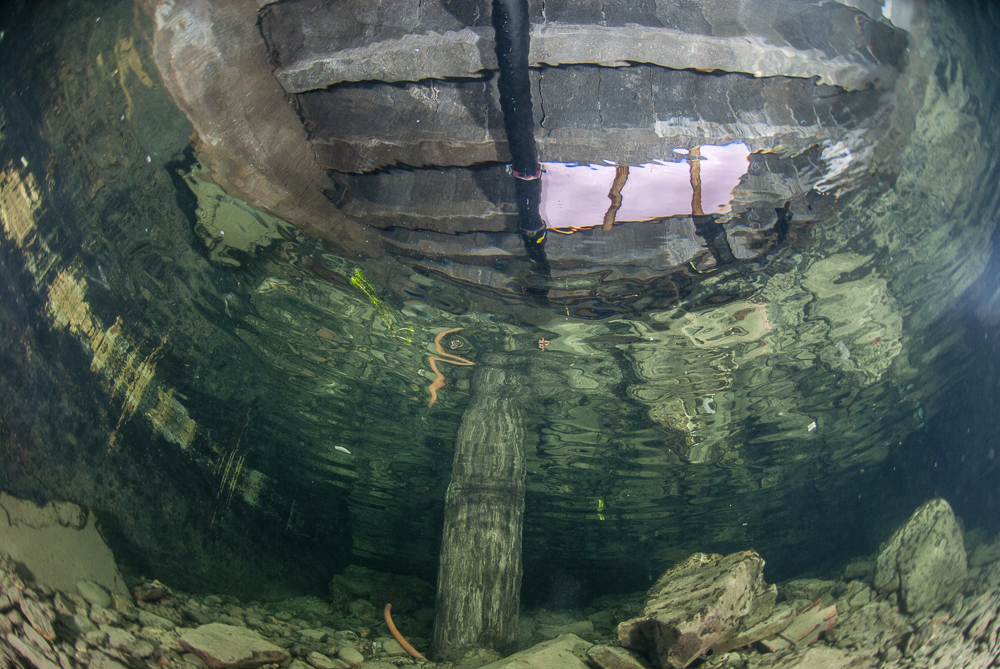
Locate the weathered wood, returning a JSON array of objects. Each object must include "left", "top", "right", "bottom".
[{"left": 433, "top": 356, "right": 527, "bottom": 660}]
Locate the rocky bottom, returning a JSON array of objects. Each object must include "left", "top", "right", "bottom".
[{"left": 2, "top": 498, "right": 1000, "bottom": 669}]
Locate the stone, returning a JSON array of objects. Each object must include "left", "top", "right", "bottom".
[
  {"left": 52, "top": 593, "right": 77, "bottom": 616},
  {"left": 843, "top": 558, "right": 874, "bottom": 581},
  {"left": 825, "top": 600, "right": 912, "bottom": 654},
  {"left": 336, "top": 646, "right": 365, "bottom": 667},
  {"left": 781, "top": 579, "right": 837, "bottom": 604},
  {"left": 84, "top": 629, "right": 109, "bottom": 647},
  {"left": 874, "top": 498, "right": 968, "bottom": 614},
  {"left": 305, "top": 650, "right": 340, "bottom": 669},
  {"left": 587, "top": 644, "right": 653, "bottom": 669},
  {"left": 380, "top": 638, "right": 408, "bottom": 657},
  {"left": 300, "top": 628, "right": 328, "bottom": 642},
  {"left": 0, "top": 495, "right": 126, "bottom": 597},
  {"left": 89, "top": 606, "right": 121, "bottom": 626},
  {"left": 77, "top": 581, "right": 112, "bottom": 609},
  {"left": 138, "top": 609, "right": 176, "bottom": 631},
  {"left": 765, "top": 645, "right": 861, "bottom": 668},
  {"left": 617, "top": 551, "right": 768, "bottom": 669},
  {"left": 6, "top": 632, "right": 60, "bottom": 669},
  {"left": 132, "top": 580, "right": 174, "bottom": 603},
  {"left": 711, "top": 600, "right": 795, "bottom": 654},
  {"left": 183, "top": 605, "right": 216, "bottom": 626},
  {"left": 478, "top": 633, "right": 594, "bottom": 669},
  {"left": 19, "top": 596, "right": 56, "bottom": 641},
  {"left": 88, "top": 650, "right": 129, "bottom": 669},
  {"left": 179, "top": 623, "right": 288, "bottom": 669},
  {"left": 102, "top": 625, "right": 155, "bottom": 658},
  {"left": 217, "top": 614, "right": 245, "bottom": 626},
  {"left": 835, "top": 581, "right": 874, "bottom": 616},
  {"left": 764, "top": 599, "right": 838, "bottom": 649},
  {"left": 535, "top": 619, "right": 594, "bottom": 641}
]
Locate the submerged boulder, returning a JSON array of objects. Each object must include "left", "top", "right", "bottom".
[
  {"left": 617, "top": 550, "right": 770, "bottom": 669},
  {"left": 874, "top": 498, "right": 967, "bottom": 615}
]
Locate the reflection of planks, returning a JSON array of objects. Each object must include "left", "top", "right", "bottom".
[{"left": 602, "top": 166, "right": 629, "bottom": 231}]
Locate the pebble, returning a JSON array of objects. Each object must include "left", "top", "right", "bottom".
[
  {"left": 306, "top": 650, "right": 341, "bottom": 669},
  {"left": 138, "top": 609, "right": 177, "bottom": 631},
  {"left": 301, "top": 628, "right": 329, "bottom": 642},
  {"left": 337, "top": 646, "right": 365, "bottom": 667},
  {"left": 89, "top": 606, "right": 121, "bottom": 626},
  {"left": 77, "top": 580, "right": 112, "bottom": 609}
]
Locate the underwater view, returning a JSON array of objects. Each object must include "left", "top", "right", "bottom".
[{"left": 2, "top": 0, "right": 1000, "bottom": 667}]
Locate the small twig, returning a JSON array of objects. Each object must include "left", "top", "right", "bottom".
[{"left": 384, "top": 603, "right": 426, "bottom": 661}]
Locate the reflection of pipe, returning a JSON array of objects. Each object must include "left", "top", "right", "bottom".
[
  {"left": 603, "top": 165, "right": 629, "bottom": 231},
  {"left": 492, "top": 0, "right": 548, "bottom": 271}
]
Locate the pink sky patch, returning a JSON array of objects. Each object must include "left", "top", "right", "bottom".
[{"left": 538, "top": 143, "right": 751, "bottom": 232}]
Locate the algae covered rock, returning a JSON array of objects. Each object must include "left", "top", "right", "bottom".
[
  {"left": 617, "top": 550, "right": 769, "bottom": 669},
  {"left": 874, "top": 498, "right": 967, "bottom": 614}
]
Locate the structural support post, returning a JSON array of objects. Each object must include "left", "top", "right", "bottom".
[{"left": 432, "top": 355, "right": 527, "bottom": 660}]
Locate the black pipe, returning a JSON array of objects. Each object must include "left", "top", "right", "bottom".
[{"left": 492, "top": 0, "right": 549, "bottom": 272}]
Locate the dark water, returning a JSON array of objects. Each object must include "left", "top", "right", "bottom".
[{"left": 1, "top": 0, "right": 1000, "bottom": 611}]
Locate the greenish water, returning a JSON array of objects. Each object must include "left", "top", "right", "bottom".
[{"left": 2, "top": 0, "right": 1000, "bottom": 607}]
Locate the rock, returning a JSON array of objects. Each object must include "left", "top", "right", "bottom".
[
  {"left": 843, "top": 558, "right": 874, "bottom": 581},
  {"left": 712, "top": 600, "right": 795, "bottom": 654},
  {"left": 52, "top": 592, "right": 77, "bottom": 616},
  {"left": 305, "top": 650, "right": 341, "bottom": 669},
  {"left": 765, "top": 645, "right": 862, "bottom": 668},
  {"left": 138, "top": 609, "right": 177, "bottom": 630},
  {"left": 478, "top": 633, "right": 593, "bottom": 669},
  {"left": 588, "top": 610, "right": 616, "bottom": 630},
  {"left": 336, "top": 646, "right": 365, "bottom": 667},
  {"left": 763, "top": 599, "right": 838, "bottom": 650},
  {"left": 78, "top": 581, "right": 112, "bottom": 609},
  {"left": 835, "top": 581, "right": 874, "bottom": 616},
  {"left": 825, "top": 600, "right": 912, "bottom": 654},
  {"left": 617, "top": 551, "right": 768, "bottom": 669},
  {"left": 19, "top": 596, "right": 56, "bottom": 641},
  {"left": 84, "top": 629, "right": 109, "bottom": 647},
  {"left": 300, "top": 628, "right": 328, "bottom": 643},
  {"left": 535, "top": 619, "right": 594, "bottom": 641},
  {"left": 780, "top": 579, "right": 837, "bottom": 604},
  {"left": 61, "top": 611, "right": 98, "bottom": 635},
  {"left": 102, "top": 624, "right": 155, "bottom": 657},
  {"left": 133, "top": 580, "right": 174, "bottom": 603},
  {"left": 89, "top": 649, "right": 129, "bottom": 669},
  {"left": 453, "top": 647, "right": 503, "bottom": 667},
  {"left": 874, "top": 498, "right": 968, "bottom": 614},
  {"left": 0, "top": 495, "right": 126, "bottom": 596},
  {"left": 381, "top": 638, "right": 409, "bottom": 657},
  {"left": 183, "top": 605, "right": 216, "bottom": 626},
  {"left": 89, "top": 606, "right": 121, "bottom": 626},
  {"left": 587, "top": 644, "right": 653, "bottom": 669},
  {"left": 179, "top": 623, "right": 288, "bottom": 669},
  {"left": 6, "top": 632, "right": 60, "bottom": 669}
]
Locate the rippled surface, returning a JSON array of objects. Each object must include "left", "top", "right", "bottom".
[{"left": 1, "top": 0, "right": 999, "bottom": 598}]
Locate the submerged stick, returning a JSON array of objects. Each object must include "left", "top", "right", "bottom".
[{"left": 384, "top": 603, "right": 426, "bottom": 661}]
